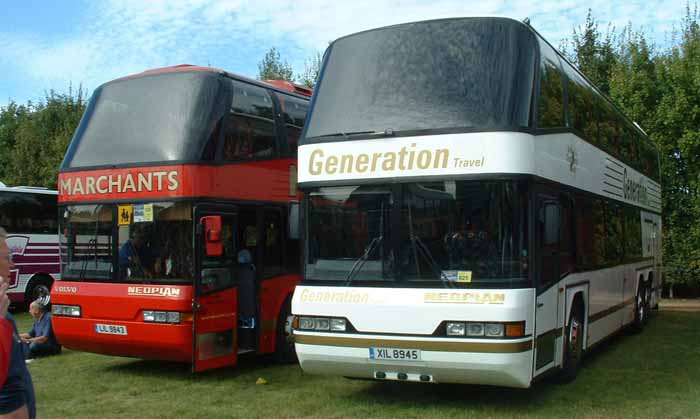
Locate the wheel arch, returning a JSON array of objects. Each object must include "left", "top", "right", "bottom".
[{"left": 564, "top": 285, "right": 588, "bottom": 350}]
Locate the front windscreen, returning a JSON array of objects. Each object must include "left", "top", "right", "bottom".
[
  {"left": 304, "top": 18, "right": 537, "bottom": 141},
  {"left": 305, "top": 180, "right": 529, "bottom": 288},
  {"left": 62, "top": 71, "right": 230, "bottom": 168},
  {"left": 60, "top": 202, "right": 193, "bottom": 284}
]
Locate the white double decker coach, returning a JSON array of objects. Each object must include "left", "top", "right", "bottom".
[{"left": 291, "top": 17, "right": 662, "bottom": 387}]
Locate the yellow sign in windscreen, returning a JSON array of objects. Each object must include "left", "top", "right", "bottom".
[{"left": 118, "top": 205, "right": 133, "bottom": 225}]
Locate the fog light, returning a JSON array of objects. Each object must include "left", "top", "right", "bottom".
[
  {"left": 446, "top": 322, "right": 466, "bottom": 336},
  {"left": 466, "top": 323, "right": 485, "bottom": 337},
  {"left": 330, "top": 318, "right": 346, "bottom": 332},
  {"left": 485, "top": 323, "right": 504, "bottom": 337}
]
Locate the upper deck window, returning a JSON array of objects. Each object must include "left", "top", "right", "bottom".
[
  {"left": 303, "top": 18, "right": 536, "bottom": 142},
  {"left": 62, "top": 72, "right": 231, "bottom": 169},
  {"left": 222, "top": 81, "right": 278, "bottom": 161},
  {"left": 275, "top": 92, "right": 309, "bottom": 157}
]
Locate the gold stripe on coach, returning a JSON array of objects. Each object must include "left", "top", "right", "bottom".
[{"left": 294, "top": 334, "right": 532, "bottom": 354}]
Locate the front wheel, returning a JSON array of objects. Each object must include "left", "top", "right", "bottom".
[
  {"left": 560, "top": 304, "right": 584, "bottom": 382},
  {"left": 25, "top": 275, "right": 52, "bottom": 307},
  {"left": 275, "top": 298, "right": 297, "bottom": 363}
]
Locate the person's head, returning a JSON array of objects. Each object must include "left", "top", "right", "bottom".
[
  {"left": 131, "top": 227, "right": 146, "bottom": 248},
  {"left": 29, "top": 300, "right": 48, "bottom": 320},
  {"left": 0, "top": 226, "right": 15, "bottom": 280}
]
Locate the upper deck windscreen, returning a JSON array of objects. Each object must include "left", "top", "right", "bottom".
[
  {"left": 303, "top": 18, "right": 537, "bottom": 142},
  {"left": 62, "top": 71, "right": 230, "bottom": 169}
]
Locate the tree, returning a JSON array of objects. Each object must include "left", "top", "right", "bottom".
[
  {"left": 297, "top": 52, "right": 323, "bottom": 88},
  {"left": 257, "top": 47, "right": 295, "bottom": 82},
  {"left": 0, "top": 102, "right": 30, "bottom": 182},
  {"left": 0, "top": 86, "right": 86, "bottom": 188},
  {"left": 569, "top": 9, "right": 618, "bottom": 94},
  {"left": 652, "top": 5, "right": 700, "bottom": 294}
]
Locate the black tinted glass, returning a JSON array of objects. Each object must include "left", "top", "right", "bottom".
[
  {"left": 222, "top": 81, "right": 277, "bottom": 160},
  {"left": 0, "top": 192, "right": 57, "bottom": 234},
  {"left": 276, "top": 93, "right": 309, "bottom": 156},
  {"left": 304, "top": 18, "right": 536, "bottom": 141},
  {"left": 63, "top": 72, "right": 231, "bottom": 168}
]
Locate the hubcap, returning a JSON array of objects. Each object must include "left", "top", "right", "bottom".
[
  {"left": 569, "top": 317, "right": 581, "bottom": 360},
  {"left": 284, "top": 315, "right": 295, "bottom": 344},
  {"left": 33, "top": 284, "right": 50, "bottom": 300}
]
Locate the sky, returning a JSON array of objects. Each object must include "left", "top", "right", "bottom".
[{"left": 0, "top": 0, "right": 691, "bottom": 106}]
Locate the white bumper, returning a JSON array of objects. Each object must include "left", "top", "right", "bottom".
[{"left": 295, "top": 332, "right": 533, "bottom": 388}]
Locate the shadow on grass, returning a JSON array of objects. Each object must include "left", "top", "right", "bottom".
[
  {"left": 353, "top": 380, "right": 555, "bottom": 408},
  {"left": 101, "top": 352, "right": 292, "bottom": 383},
  {"left": 343, "top": 324, "right": 653, "bottom": 409}
]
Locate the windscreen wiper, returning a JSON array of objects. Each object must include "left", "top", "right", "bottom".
[
  {"left": 406, "top": 203, "right": 452, "bottom": 288},
  {"left": 344, "top": 236, "right": 383, "bottom": 285},
  {"left": 412, "top": 236, "right": 453, "bottom": 288},
  {"left": 317, "top": 129, "right": 397, "bottom": 140}
]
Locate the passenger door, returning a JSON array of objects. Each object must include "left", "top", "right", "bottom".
[
  {"left": 192, "top": 208, "right": 238, "bottom": 372},
  {"left": 534, "top": 189, "right": 562, "bottom": 375}
]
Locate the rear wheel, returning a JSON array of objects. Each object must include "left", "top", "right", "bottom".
[
  {"left": 275, "top": 298, "right": 297, "bottom": 363},
  {"left": 644, "top": 285, "right": 653, "bottom": 324},
  {"left": 632, "top": 283, "right": 647, "bottom": 332},
  {"left": 560, "top": 302, "right": 584, "bottom": 382}
]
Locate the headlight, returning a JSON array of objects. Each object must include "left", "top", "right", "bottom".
[
  {"left": 444, "top": 321, "right": 525, "bottom": 338},
  {"left": 143, "top": 310, "right": 181, "bottom": 324},
  {"left": 485, "top": 323, "right": 505, "bottom": 337},
  {"left": 446, "top": 322, "right": 466, "bottom": 336},
  {"left": 155, "top": 311, "right": 167, "bottom": 323},
  {"left": 143, "top": 311, "right": 155, "bottom": 322},
  {"left": 166, "top": 312, "right": 180, "bottom": 324},
  {"left": 299, "top": 317, "right": 315, "bottom": 330},
  {"left": 296, "top": 316, "right": 349, "bottom": 332},
  {"left": 314, "top": 318, "right": 330, "bottom": 331},
  {"left": 466, "top": 323, "right": 485, "bottom": 337},
  {"left": 52, "top": 304, "right": 81, "bottom": 317}
]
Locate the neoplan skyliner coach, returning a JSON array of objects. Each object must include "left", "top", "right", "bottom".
[{"left": 291, "top": 17, "right": 662, "bottom": 387}]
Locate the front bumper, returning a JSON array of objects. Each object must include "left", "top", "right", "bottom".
[{"left": 294, "top": 332, "right": 534, "bottom": 388}]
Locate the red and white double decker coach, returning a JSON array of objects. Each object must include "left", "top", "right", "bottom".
[{"left": 51, "top": 65, "right": 311, "bottom": 371}]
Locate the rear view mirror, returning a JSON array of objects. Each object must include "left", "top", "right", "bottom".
[
  {"left": 201, "top": 216, "right": 223, "bottom": 257},
  {"left": 288, "top": 203, "right": 299, "bottom": 240}
]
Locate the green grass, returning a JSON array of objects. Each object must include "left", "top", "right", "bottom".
[{"left": 11, "top": 311, "right": 700, "bottom": 419}]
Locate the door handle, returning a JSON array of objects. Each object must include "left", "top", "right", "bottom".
[{"left": 537, "top": 302, "right": 544, "bottom": 308}]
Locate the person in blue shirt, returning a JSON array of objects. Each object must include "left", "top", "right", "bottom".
[
  {"left": 20, "top": 301, "right": 61, "bottom": 359},
  {"left": 119, "top": 228, "right": 158, "bottom": 279}
]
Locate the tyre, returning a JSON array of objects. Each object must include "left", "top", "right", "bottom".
[
  {"left": 644, "top": 285, "right": 653, "bottom": 324},
  {"left": 631, "top": 283, "right": 647, "bottom": 332},
  {"left": 560, "top": 301, "right": 584, "bottom": 382},
  {"left": 274, "top": 297, "right": 297, "bottom": 363}
]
